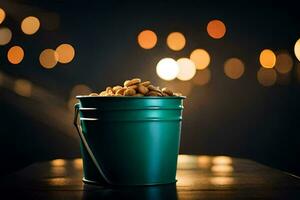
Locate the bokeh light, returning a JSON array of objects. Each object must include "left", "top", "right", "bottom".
[
  {"left": 192, "top": 68, "right": 211, "bottom": 86},
  {"left": 56, "top": 44, "right": 75, "bottom": 64},
  {"left": 137, "top": 30, "right": 157, "bottom": 49},
  {"left": 294, "top": 38, "right": 300, "bottom": 62},
  {"left": 259, "top": 49, "right": 276, "bottom": 68},
  {"left": 51, "top": 159, "right": 66, "bottom": 167},
  {"left": 21, "top": 16, "right": 40, "bottom": 35},
  {"left": 198, "top": 156, "right": 211, "bottom": 168},
  {"left": 212, "top": 156, "right": 232, "bottom": 165},
  {"left": 14, "top": 79, "right": 32, "bottom": 97},
  {"left": 190, "top": 49, "right": 210, "bottom": 70},
  {"left": 210, "top": 177, "right": 234, "bottom": 185},
  {"left": 207, "top": 19, "right": 226, "bottom": 39},
  {"left": 211, "top": 165, "right": 234, "bottom": 173},
  {"left": 167, "top": 32, "right": 186, "bottom": 51},
  {"left": 0, "top": 27, "right": 12, "bottom": 45},
  {"left": 73, "top": 158, "right": 82, "bottom": 170},
  {"left": 224, "top": 58, "right": 245, "bottom": 79},
  {"left": 0, "top": 8, "right": 5, "bottom": 24},
  {"left": 7, "top": 46, "right": 24, "bottom": 64},
  {"left": 156, "top": 58, "right": 179, "bottom": 80},
  {"left": 176, "top": 58, "right": 196, "bottom": 81},
  {"left": 257, "top": 68, "right": 277, "bottom": 87},
  {"left": 39, "top": 49, "right": 59, "bottom": 69},
  {"left": 275, "top": 52, "right": 293, "bottom": 74}
]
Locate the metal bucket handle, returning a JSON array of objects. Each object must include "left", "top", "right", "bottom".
[{"left": 73, "top": 103, "right": 112, "bottom": 185}]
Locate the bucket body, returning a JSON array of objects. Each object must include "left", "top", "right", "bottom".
[{"left": 75, "top": 96, "right": 185, "bottom": 186}]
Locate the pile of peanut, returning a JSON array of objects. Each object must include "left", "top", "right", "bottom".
[{"left": 88, "top": 78, "right": 181, "bottom": 97}]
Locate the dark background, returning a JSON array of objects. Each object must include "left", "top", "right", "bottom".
[{"left": 0, "top": 0, "right": 299, "bottom": 176}]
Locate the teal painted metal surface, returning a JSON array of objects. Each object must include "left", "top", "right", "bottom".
[{"left": 74, "top": 96, "right": 185, "bottom": 186}]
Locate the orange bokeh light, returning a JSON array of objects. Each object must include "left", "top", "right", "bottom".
[
  {"left": 259, "top": 49, "right": 276, "bottom": 68},
  {"left": 207, "top": 19, "right": 226, "bottom": 39},
  {"left": 0, "top": 27, "right": 12, "bottom": 46},
  {"left": 0, "top": 8, "right": 5, "bottom": 24},
  {"left": 56, "top": 43, "right": 75, "bottom": 64},
  {"left": 7, "top": 46, "right": 24, "bottom": 64},
  {"left": 275, "top": 52, "right": 293, "bottom": 74},
  {"left": 224, "top": 58, "right": 245, "bottom": 79},
  {"left": 21, "top": 16, "right": 40, "bottom": 35},
  {"left": 167, "top": 32, "right": 186, "bottom": 51},
  {"left": 39, "top": 49, "right": 59, "bottom": 69},
  {"left": 190, "top": 49, "right": 210, "bottom": 70},
  {"left": 137, "top": 30, "right": 157, "bottom": 49},
  {"left": 257, "top": 68, "right": 277, "bottom": 86}
]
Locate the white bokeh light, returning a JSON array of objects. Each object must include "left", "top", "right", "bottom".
[
  {"left": 156, "top": 58, "right": 179, "bottom": 81},
  {"left": 294, "top": 38, "right": 300, "bottom": 62},
  {"left": 176, "top": 58, "right": 196, "bottom": 81}
]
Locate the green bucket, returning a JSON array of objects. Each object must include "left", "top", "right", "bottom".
[{"left": 74, "top": 96, "right": 185, "bottom": 186}]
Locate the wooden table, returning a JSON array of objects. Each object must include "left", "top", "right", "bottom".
[{"left": 1, "top": 155, "right": 300, "bottom": 199}]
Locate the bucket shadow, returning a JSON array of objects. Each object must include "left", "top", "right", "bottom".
[{"left": 82, "top": 183, "right": 178, "bottom": 200}]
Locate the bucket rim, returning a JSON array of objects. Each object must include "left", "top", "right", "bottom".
[{"left": 76, "top": 95, "right": 186, "bottom": 99}]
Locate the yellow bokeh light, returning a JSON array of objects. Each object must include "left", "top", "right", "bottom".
[
  {"left": 275, "top": 52, "right": 293, "bottom": 74},
  {"left": 156, "top": 58, "right": 179, "bottom": 81},
  {"left": 167, "top": 32, "right": 186, "bottom": 51},
  {"left": 56, "top": 43, "right": 75, "bottom": 64},
  {"left": 190, "top": 49, "right": 210, "bottom": 70},
  {"left": 198, "top": 156, "right": 211, "bottom": 168},
  {"left": 210, "top": 177, "right": 234, "bottom": 185},
  {"left": 259, "top": 49, "right": 276, "bottom": 68},
  {"left": 14, "top": 79, "right": 32, "bottom": 97},
  {"left": 73, "top": 158, "right": 82, "bottom": 170},
  {"left": 176, "top": 58, "right": 196, "bottom": 81},
  {"left": 137, "top": 30, "right": 157, "bottom": 49},
  {"left": 212, "top": 156, "right": 232, "bottom": 165},
  {"left": 39, "top": 49, "right": 58, "bottom": 69},
  {"left": 207, "top": 19, "right": 226, "bottom": 39},
  {"left": 224, "top": 58, "right": 245, "bottom": 79},
  {"left": 211, "top": 165, "right": 234, "bottom": 173},
  {"left": 7, "top": 46, "right": 24, "bottom": 64},
  {"left": 51, "top": 159, "right": 66, "bottom": 167},
  {"left": 294, "top": 38, "right": 300, "bottom": 62},
  {"left": 0, "top": 8, "right": 5, "bottom": 24},
  {"left": 0, "top": 27, "right": 12, "bottom": 45},
  {"left": 257, "top": 68, "right": 277, "bottom": 87},
  {"left": 192, "top": 68, "right": 211, "bottom": 86},
  {"left": 178, "top": 155, "right": 197, "bottom": 164},
  {"left": 47, "top": 177, "right": 69, "bottom": 186},
  {"left": 21, "top": 16, "right": 40, "bottom": 35}
]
